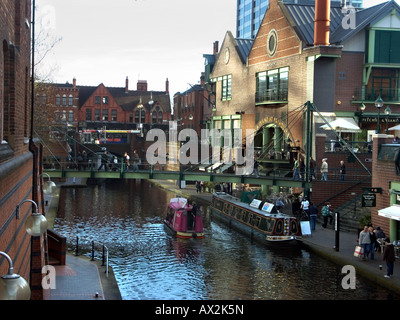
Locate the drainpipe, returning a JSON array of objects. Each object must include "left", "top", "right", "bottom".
[{"left": 29, "top": 0, "right": 38, "bottom": 204}]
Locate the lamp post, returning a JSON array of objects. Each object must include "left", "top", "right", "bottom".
[
  {"left": 375, "top": 96, "right": 384, "bottom": 133},
  {"left": 385, "top": 105, "right": 392, "bottom": 134},
  {"left": 137, "top": 97, "right": 144, "bottom": 137},
  {"left": 17, "top": 200, "right": 48, "bottom": 237},
  {"left": 0, "top": 252, "right": 31, "bottom": 300}
]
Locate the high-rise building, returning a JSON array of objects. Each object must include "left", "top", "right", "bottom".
[{"left": 236, "top": 0, "right": 363, "bottom": 39}]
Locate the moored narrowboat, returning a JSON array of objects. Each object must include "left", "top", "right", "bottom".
[
  {"left": 210, "top": 192, "right": 301, "bottom": 245},
  {"left": 164, "top": 198, "right": 204, "bottom": 239}
]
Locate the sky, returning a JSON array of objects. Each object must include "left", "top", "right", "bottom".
[
  {"left": 35, "top": 0, "right": 395, "bottom": 99},
  {"left": 34, "top": 0, "right": 236, "bottom": 96}
]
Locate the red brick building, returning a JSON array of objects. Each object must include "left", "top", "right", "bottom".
[
  {"left": 208, "top": 0, "right": 400, "bottom": 203},
  {"left": 37, "top": 77, "right": 171, "bottom": 163},
  {"left": 0, "top": 0, "right": 48, "bottom": 300}
]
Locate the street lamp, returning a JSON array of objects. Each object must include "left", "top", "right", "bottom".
[
  {"left": 137, "top": 97, "right": 144, "bottom": 137},
  {"left": 39, "top": 173, "right": 56, "bottom": 195},
  {"left": 17, "top": 200, "right": 48, "bottom": 236},
  {"left": 375, "top": 96, "right": 384, "bottom": 133},
  {"left": 0, "top": 251, "right": 31, "bottom": 300},
  {"left": 385, "top": 105, "right": 392, "bottom": 134}
]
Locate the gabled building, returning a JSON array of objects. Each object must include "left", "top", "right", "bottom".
[
  {"left": 209, "top": 0, "right": 400, "bottom": 223},
  {"left": 38, "top": 77, "right": 171, "bottom": 162},
  {"left": 211, "top": 0, "right": 400, "bottom": 161}
]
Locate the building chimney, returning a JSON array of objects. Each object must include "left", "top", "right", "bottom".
[
  {"left": 200, "top": 73, "right": 205, "bottom": 87},
  {"left": 73, "top": 78, "right": 76, "bottom": 88},
  {"left": 125, "top": 76, "right": 129, "bottom": 93},
  {"left": 314, "top": 0, "right": 331, "bottom": 46},
  {"left": 137, "top": 80, "right": 147, "bottom": 91},
  {"left": 165, "top": 78, "right": 169, "bottom": 93},
  {"left": 213, "top": 41, "right": 219, "bottom": 55}
]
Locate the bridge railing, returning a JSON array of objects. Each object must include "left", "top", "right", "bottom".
[{"left": 43, "top": 156, "right": 372, "bottom": 181}]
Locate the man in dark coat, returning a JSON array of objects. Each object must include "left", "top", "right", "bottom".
[{"left": 383, "top": 238, "right": 395, "bottom": 278}]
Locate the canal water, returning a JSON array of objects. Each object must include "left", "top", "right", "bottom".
[{"left": 54, "top": 179, "right": 398, "bottom": 300}]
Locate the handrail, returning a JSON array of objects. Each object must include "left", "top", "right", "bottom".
[{"left": 74, "top": 236, "right": 109, "bottom": 277}]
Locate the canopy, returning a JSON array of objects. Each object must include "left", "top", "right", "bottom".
[
  {"left": 388, "top": 124, "right": 400, "bottom": 131},
  {"left": 320, "top": 118, "right": 361, "bottom": 133},
  {"left": 378, "top": 205, "right": 400, "bottom": 221}
]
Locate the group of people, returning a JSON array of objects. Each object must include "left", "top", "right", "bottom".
[
  {"left": 96, "top": 150, "right": 140, "bottom": 172},
  {"left": 359, "top": 226, "right": 395, "bottom": 278},
  {"left": 292, "top": 157, "right": 346, "bottom": 181}
]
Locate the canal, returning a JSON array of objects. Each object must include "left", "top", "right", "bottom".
[{"left": 54, "top": 179, "right": 398, "bottom": 300}]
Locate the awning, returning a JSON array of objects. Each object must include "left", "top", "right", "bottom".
[
  {"left": 320, "top": 117, "right": 361, "bottom": 133},
  {"left": 378, "top": 205, "right": 400, "bottom": 221},
  {"left": 388, "top": 124, "right": 400, "bottom": 131}
]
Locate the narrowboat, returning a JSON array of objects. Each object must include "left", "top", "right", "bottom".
[
  {"left": 164, "top": 198, "right": 204, "bottom": 239},
  {"left": 210, "top": 192, "right": 302, "bottom": 245}
]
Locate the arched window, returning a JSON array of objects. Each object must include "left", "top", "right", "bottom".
[
  {"left": 152, "top": 106, "right": 162, "bottom": 124},
  {"left": 68, "top": 94, "right": 73, "bottom": 106},
  {"left": 56, "top": 94, "right": 60, "bottom": 106},
  {"left": 62, "top": 94, "right": 67, "bottom": 106},
  {"left": 135, "top": 108, "right": 145, "bottom": 124}
]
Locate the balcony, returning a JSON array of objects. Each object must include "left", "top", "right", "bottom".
[
  {"left": 353, "top": 87, "right": 399, "bottom": 103},
  {"left": 255, "top": 89, "right": 288, "bottom": 105}
]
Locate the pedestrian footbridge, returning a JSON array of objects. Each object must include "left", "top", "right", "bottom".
[{"left": 43, "top": 167, "right": 311, "bottom": 189}]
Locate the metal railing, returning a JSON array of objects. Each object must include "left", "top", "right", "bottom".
[{"left": 74, "top": 236, "right": 109, "bottom": 277}]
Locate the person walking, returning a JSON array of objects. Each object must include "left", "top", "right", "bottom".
[
  {"left": 368, "top": 226, "right": 377, "bottom": 259},
  {"left": 309, "top": 157, "right": 316, "bottom": 181},
  {"left": 339, "top": 160, "right": 346, "bottom": 181},
  {"left": 123, "top": 152, "right": 130, "bottom": 171},
  {"left": 299, "top": 157, "right": 305, "bottom": 180},
  {"left": 132, "top": 150, "right": 140, "bottom": 172},
  {"left": 383, "top": 238, "right": 395, "bottom": 278},
  {"left": 253, "top": 158, "right": 260, "bottom": 178},
  {"left": 321, "top": 202, "right": 331, "bottom": 228},
  {"left": 292, "top": 157, "right": 300, "bottom": 181},
  {"left": 300, "top": 197, "right": 310, "bottom": 219},
  {"left": 359, "top": 226, "right": 371, "bottom": 260},
  {"left": 320, "top": 158, "right": 328, "bottom": 181},
  {"left": 309, "top": 202, "right": 318, "bottom": 231},
  {"left": 98, "top": 151, "right": 108, "bottom": 171}
]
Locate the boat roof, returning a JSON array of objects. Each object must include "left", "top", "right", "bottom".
[
  {"left": 213, "top": 192, "right": 291, "bottom": 218},
  {"left": 168, "top": 198, "right": 191, "bottom": 210}
]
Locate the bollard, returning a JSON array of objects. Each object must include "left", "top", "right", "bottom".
[
  {"left": 75, "top": 236, "right": 79, "bottom": 256},
  {"left": 91, "top": 241, "right": 95, "bottom": 261}
]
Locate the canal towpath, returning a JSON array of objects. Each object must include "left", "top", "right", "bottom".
[{"left": 43, "top": 178, "right": 400, "bottom": 300}]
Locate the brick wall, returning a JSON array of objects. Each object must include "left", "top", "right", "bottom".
[
  {"left": 0, "top": 0, "right": 48, "bottom": 300},
  {"left": 371, "top": 134, "right": 396, "bottom": 237}
]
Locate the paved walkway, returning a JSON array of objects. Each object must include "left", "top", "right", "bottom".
[{"left": 45, "top": 179, "right": 400, "bottom": 299}]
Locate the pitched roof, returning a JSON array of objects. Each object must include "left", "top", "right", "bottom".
[
  {"left": 282, "top": 0, "right": 399, "bottom": 46},
  {"left": 330, "top": 1, "right": 399, "bottom": 44},
  {"left": 283, "top": 1, "right": 345, "bottom": 46},
  {"left": 53, "top": 82, "right": 171, "bottom": 112},
  {"left": 235, "top": 38, "right": 254, "bottom": 63}
]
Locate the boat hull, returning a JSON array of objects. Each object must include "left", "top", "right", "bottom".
[
  {"left": 210, "top": 193, "right": 301, "bottom": 246},
  {"left": 164, "top": 220, "right": 204, "bottom": 239}
]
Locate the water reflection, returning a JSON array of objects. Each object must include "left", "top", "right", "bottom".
[{"left": 54, "top": 179, "right": 398, "bottom": 300}]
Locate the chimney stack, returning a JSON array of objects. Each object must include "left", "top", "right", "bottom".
[
  {"left": 137, "top": 80, "right": 148, "bottom": 91},
  {"left": 165, "top": 78, "right": 169, "bottom": 93},
  {"left": 213, "top": 41, "right": 219, "bottom": 54},
  {"left": 314, "top": 0, "right": 331, "bottom": 46},
  {"left": 73, "top": 78, "right": 76, "bottom": 88},
  {"left": 125, "top": 76, "right": 129, "bottom": 93}
]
